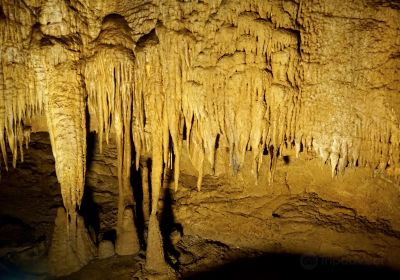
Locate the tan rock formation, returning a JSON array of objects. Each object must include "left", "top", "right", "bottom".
[
  {"left": 98, "top": 240, "right": 115, "bottom": 259},
  {"left": 0, "top": 0, "right": 399, "bottom": 277},
  {"left": 48, "top": 207, "right": 96, "bottom": 276}
]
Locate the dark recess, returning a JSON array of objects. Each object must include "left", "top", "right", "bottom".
[
  {"left": 0, "top": 6, "right": 5, "bottom": 20},
  {"left": 184, "top": 252, "right": 400, "bottom": 280}
]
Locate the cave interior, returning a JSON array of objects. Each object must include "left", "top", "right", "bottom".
[{"left": 0, "top": 0, "right": 399, "bottom": 279}]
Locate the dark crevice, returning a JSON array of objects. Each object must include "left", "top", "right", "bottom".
[
  {"left": 182, "top": 122, "right": 187, "bottom": 141},
  {"left": 183, "top": 252, "right": 400, "bottom": 280},
  {"left": 40, "top": 37, "right": 53, "bottom": 46},
  {"left": 293, "top": 29, "right": 302, "bottom": 55},
  {"left": 160, "top": 187, "right": 182, "bottom": 269},
  {"left": 205, "top": 239, "right": 230, "bottom": 249},
  {"left": 0, "top": 6, "right": 5, "bottom": 20},
  {"left": 283, "top": 155, "right": 290, "bottom": 164},
  {"left": 102, "top": 13, "right": 128, "bottom": 26},
  {"left": 131, "top": 157, "right": 146, "bottom": 249},
  {"left": 215, "top": 134, "right": 220, "bottom": 150},
  {"left": 136, "top": 28, "right": 159, "bottom": 49},
  {"left": 79, "top": 188, "right": 100, "bottom": 244},
  {"left": 102, "top": 229, "right": 116, "bottom": 244}
]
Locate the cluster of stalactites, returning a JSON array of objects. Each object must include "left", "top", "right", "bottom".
[
  {"left": 0, "top": 37, "right": 76, "bottom": 172},
  {"left": 1, "top": 0, "right": 398, "bottom": 191},
  {"left": 301, "top": 120, "right": 400, "bottom": 178},
  {"left": 0, "top": 0, "right": 38, "bottom": 169},
  {"left": 0, "top": 47, "right": 43, "bottom": 169},
  {"left": 85, "top": 47, "right": 136, "bottom": 153},
  {"left": 295, "top": 0, "right": 400, "bottom": 177},
  {"left": 0, "top": 0, "right": 77, "bottom": 171},
  {"left": 84, "top": 3, "right": 303, "bottom": 191},
  {"left": 128, "top": 24, "right": 301, "bottom": 190}
]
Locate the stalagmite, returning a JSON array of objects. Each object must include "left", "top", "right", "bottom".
[
  {"left": 98, "top": 240, "right": 115, "bottom": 259},
  {"left": 48, "top": 208, "right": 96, "bottom": 276}
]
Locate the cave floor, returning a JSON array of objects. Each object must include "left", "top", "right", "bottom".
[{"left": 49, "top": 238, "right": 400, "bottom": 280}]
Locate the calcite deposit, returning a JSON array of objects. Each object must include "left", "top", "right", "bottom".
[{"left": 0, "top": 0, "right": 399, "bottom": 278}]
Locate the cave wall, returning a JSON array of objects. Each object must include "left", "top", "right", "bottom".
[
  {"left": 174, "top": 144, "right": 400, "bottom": 271},
  {"left": 298, "top": 0, "right": 400, "bottom": 176}
]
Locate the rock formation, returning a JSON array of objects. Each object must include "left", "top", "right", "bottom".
[
  {"left": 48, "top": 207, "right": 96, "bottom": 276},
  {"left": 0, "top": 0, "right": 399, "bottom": 278}
]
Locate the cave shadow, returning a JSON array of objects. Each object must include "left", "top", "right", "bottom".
[
  {"left": 0, "top": 261, "right": 30, "bottom": 280},
  {"left": 0, "top": 215, "right": 34, "bottom": 247},
  {"left": 130, "top": 156, "right": 184, "bottom": 257},
  {"left": 79, "top": 187, "right": 100, "bottom": 244},
  {"left": 283, "top": 155, "right": 290, "bottom": 164},
  {"left": 86, "top": 132, "right": 96, "bottom": 171},
  {"left": 130, "top": 158, "right": 150, "bottom": 249},
  {"left": 82, "top": 119, "right": 101, "bottom": 241},
  {"left": 183, "top": 252, "right": 400, "bottom": 280},
  {"left": 160, "top": 186, "right": 183, "bottom": 269}
]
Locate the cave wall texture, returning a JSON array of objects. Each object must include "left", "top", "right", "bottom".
[{"left": 0, "top": 0, "right": 399, "bottom": 277}]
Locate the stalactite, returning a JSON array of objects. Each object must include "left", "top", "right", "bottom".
[
  {"left": 0, "top": 58, "right": 7, "bottom": 170},
  {"left": 46, "top": 61, "right": 86, "bottom": 216},
  {"left": 0, "top": 47, "right": 46, "bottom": 169}
]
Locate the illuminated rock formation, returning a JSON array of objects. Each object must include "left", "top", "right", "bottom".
[
  {"left": 48, "top": 208, "right": 96, "bottom": 276},
  {"left": 0, "top": 0, "right": 398, "bottom": 277}
]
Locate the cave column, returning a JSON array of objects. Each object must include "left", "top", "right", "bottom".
[
  {"left": 145, "top": 126, "right": 171, "bottom": 273},
  {"left": 45, "top": 62, "right": 96, "bottom": 276},
  {"left": 145, "top": 93, "right": 172, "bottom": 274},
  {"left": 114, "top": 72, "right": 140, "bottom": 255}
]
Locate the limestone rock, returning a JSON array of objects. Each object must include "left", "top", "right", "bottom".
[
  {"left": 48, "top": 208, "right": 96, "bottom": 277},
  {"left": 145, "top": 215, "right": 169, "bottom": 273},
  {"left": 115, "top": 208, "right": 140, "bottom": 256},
  {"left": 0, "top": 0, "right": 399, "bottom": 277},
  {"left": 98, "top": 240, "right": 115, "bottom": 260}
]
